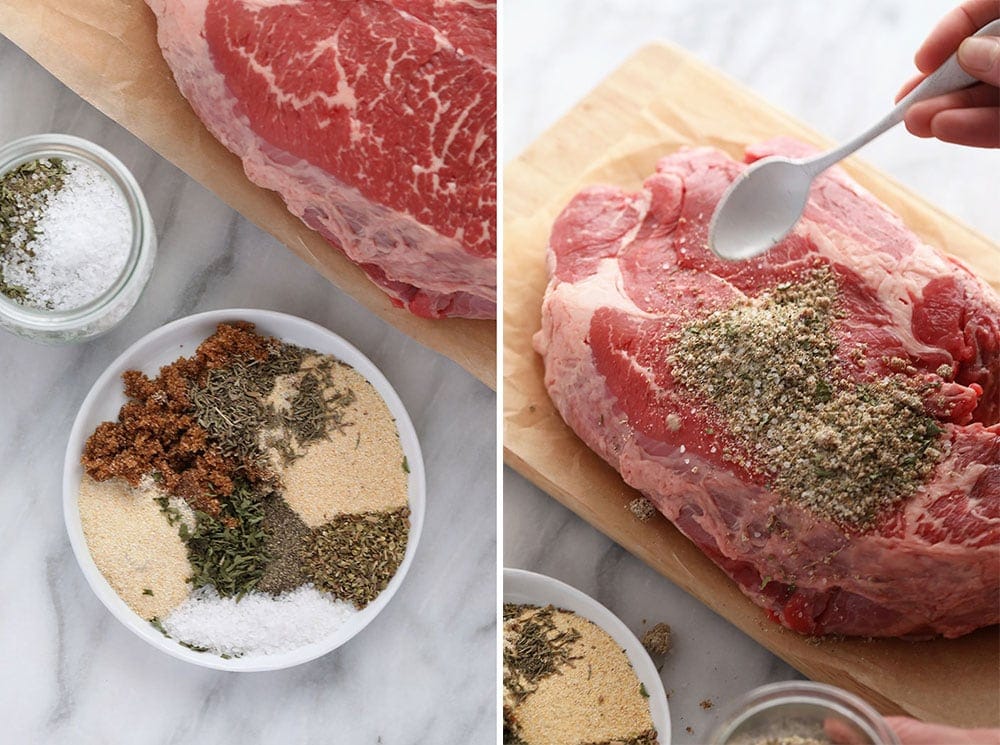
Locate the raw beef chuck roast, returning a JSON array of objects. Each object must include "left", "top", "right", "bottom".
[
  {"left": 147, "top": 0, "right": 497, "bottom": 319},
  {"left": 534, "top": 137, "right": 999, "bottom": 638}
]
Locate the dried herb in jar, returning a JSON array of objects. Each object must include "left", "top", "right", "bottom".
[{"left": 0, "top": 158, "right": 68, "bottom": 301}]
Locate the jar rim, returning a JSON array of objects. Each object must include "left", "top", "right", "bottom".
[
  {"left": 0, "top": 133, "right": 151, "bottom": 331},
  {"left": 710, "top": 680, "right": 901, "bottom": 745}
]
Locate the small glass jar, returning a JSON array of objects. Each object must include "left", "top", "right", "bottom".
[
  {"left": 710, "top": 681, "right": 901, "bottom": 745},
  {"left": 0, "top": 133, "right": 156, "bottom": 343}
]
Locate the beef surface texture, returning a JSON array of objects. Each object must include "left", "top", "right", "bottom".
[
  {"left": 534, "top": 137, "right": 999, "bottom": 638},
  {"left": 148, "top": 0, "right": 497, "bottom": 319}
]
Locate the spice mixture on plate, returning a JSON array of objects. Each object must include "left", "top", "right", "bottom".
[
  {"left": 503, "top": 603, "right": 657, "bottom": 745},
  {"left": 0, "top": 157, "right": 130, "bottom": 309},
  {"left": 78, "top": 322, "right": 410, "bottom": 658}
]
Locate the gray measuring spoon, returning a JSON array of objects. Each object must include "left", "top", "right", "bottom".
[{"left": 709, "top": 18, "right": 1000, "bottom": 261}]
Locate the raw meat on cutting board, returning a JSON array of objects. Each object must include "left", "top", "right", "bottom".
[
  {"left": 147, "top": 0, "right": 497, "bottom": 319},
  {"left": 534, "top": 137, "right": 999, "bottom": 638}
]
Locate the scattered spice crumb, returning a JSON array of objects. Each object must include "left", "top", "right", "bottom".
[
  {"left": 641, "top": 622, "right": 673, "bottom": 656},
  {"left": 700, "top": 698, "right": 713, "bottom": 709},
  {"left": 628, "top": 497, "right": 656, "bottom": 522}
]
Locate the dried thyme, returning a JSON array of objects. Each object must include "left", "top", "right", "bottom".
[
  {"left": 191, "top": 344, "right": 305, "bottom": 463},
  {"left": 668, "top": 267, "right": 945, "bottom": 527},
  {"left": 303, "top": 507, "right": 410, "bottom": 608}
]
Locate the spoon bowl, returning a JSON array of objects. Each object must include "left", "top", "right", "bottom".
[
  {"left": 708, "top": 156, "right": 813, "bottom": 261},
  {"left": 708, "top": 18, "right": 1000, "bottom": 261}
]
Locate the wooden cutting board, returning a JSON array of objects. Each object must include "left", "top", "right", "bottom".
[
  {"left": 504, "top": 42, "right": 1000, "bottom": 728},
  {"left": 0, "top": 0, "right": 495, "bottom": 388}
]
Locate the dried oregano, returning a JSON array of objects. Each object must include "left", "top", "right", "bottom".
[{"left": 303, "top": 508, "right": 410, "bottom": 608}]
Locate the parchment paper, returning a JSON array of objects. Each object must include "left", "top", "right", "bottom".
[
  {"left": 504, "top": 43, "right": 1000, "bottom": 727},
  {"left": 0, "top": 0, "right": 495, "bottom": 388}
]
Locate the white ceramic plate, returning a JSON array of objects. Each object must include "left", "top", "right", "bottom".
[
  {"left": 63, "top": 309, "right": 426, "bottom": 671},
  {"left": 504, "top": 567, "right": 672, "bottom": 745}
]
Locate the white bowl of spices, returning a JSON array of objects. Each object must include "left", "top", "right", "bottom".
[
  {"left": 63, "top": 309, "right": 425, "bottom": 671},
  {"left": 504, "top": 568, "right": 672, "bottom": 745},
  {"left": 0, "top": 133, "right": 155, "bottom": 343}
]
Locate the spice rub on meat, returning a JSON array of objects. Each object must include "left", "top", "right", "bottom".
[{"left": 534, "top": 137, "right": 1000, "bottom": 639}]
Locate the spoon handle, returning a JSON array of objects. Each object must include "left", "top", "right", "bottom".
[{"left": 802, "top": 17, "right": 1000, "bottom": 176}]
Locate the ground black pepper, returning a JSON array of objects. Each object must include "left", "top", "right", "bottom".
[{"left": 257, "top": 495, "right": 311, "bottom": 595}]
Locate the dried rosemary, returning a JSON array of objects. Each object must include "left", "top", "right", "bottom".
[
  {"left": 282, "top": 363, "right": 356, "bottom": 445},
  {"left": 502, "top": 604, "right": 582, "bottom": 705},
  {"left": 303, "top": 508, "right": 410, "bottom": 608}
]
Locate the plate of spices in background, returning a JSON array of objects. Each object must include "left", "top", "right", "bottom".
[
  {"left": 504, "top": 568, "right": 671, "bottom": 745},
  {"left": 63, "top": 309, "right": 425, "bottom": 671}
]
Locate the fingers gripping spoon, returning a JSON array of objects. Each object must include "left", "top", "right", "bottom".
[{"left": 709, "top": 18, "right": 1000, "bottom": 261}]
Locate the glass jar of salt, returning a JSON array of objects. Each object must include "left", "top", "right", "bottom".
[
  {"left": 710, "top": 681, "right": 901, "bottom": 745},
  {"left": 0, "top": 134, "right": 155, "bottom": 343}
]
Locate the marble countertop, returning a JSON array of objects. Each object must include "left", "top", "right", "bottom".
[
  {"left": 503, "top": 1, "right": 998, "bottom": 743},
  {"left": 0, "top": 36, "right": 496, "bottom": 745}
]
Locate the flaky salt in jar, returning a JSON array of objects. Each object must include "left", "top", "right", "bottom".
[
  {"left": 0, "top": 134, "right": 155, "bottom": 343},
  {"left": 710, "top": 681, "right": 901, "bottom": 745}
]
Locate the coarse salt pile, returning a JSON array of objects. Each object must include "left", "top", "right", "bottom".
[
  {"left": 162, "top": 585, "right": 358, "bottom": 658},
  {"left": 1, "top": 159, "right": 131, "bottom": 310}
]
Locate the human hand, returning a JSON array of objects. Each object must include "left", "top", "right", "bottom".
[
  {"left": 884, "top": 715, "right": 1000, "bottom": 745},
  {"left": 897, "top": 0, "right": 999, "bottom": 147}
]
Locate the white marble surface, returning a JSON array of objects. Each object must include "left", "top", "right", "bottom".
[
  {"left": 0, "top": 37, "right": 496, "bottom": 745},
  {"left": 503, "top": 1, "right": 998, "bottom": 743}
]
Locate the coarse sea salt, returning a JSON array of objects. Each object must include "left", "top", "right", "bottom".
[
  {"left": 162, "top": 584, "right": 357, "bottom": 658},
  {"left": 1, "top": 159, "right": 131, "bottom": 310}
]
